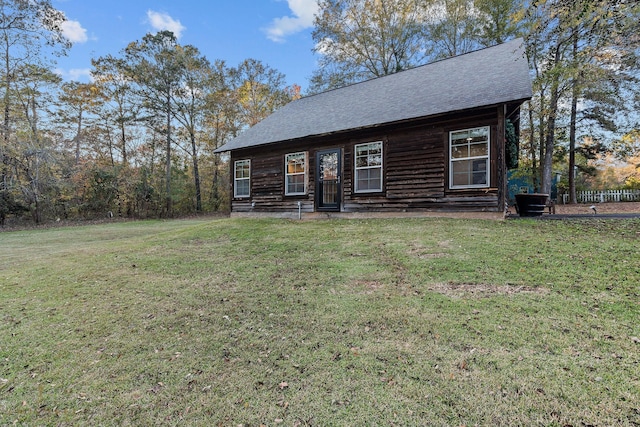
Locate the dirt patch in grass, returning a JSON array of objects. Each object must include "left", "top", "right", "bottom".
[{"left": 429, "top": 282, "right": 550, "bottom": 298}]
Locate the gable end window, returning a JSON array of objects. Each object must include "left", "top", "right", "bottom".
[
  {"left": 449, "top": 126, "right": 490, "bottom": 189},
  {"left": 354, "top": 141, "right": 383, "bottom": 193},
  {"left": 285, "top": 152, "right": 307, "bottom": 195},
  {"left": 234, "top": 159, "right": 250, "bottom": 198}
]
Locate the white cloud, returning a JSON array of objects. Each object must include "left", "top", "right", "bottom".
[
  {"left": 55, "top": 68, "right": 93, "bottom": 82},
  {"left": 265, "top": 0, "right": 319, "bottom": 42},
  {"left": 61, "top": 19, "right": 88, "bottom": 43},
  {"left": 146, "top": 10, "right": 186, "bottom": 39}
]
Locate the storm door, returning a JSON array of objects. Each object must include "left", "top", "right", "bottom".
[{"left": 316, "top": 149, "right": 341, "bottom": 211}]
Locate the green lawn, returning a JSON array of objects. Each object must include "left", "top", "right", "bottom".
[{"left": 1, "top": 217, "right": 639, "bottom": 426}]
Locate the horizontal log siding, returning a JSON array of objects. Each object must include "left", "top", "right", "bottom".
[
  {"left": 444, "top": 109, "right": 500, "bottom": 211},
  {"left": 344, "top": 108, "right": 500, "bottom": 212},
  {"left": 231, "top": 106, "right": 506, "bottom": 214},
  {"left": 385, "top": 131, "right": 445, "bottom": 199},
  {"left": 231, "top": 140, "right": 316, "bottom": 213},
  {"left": 251, "top": 156, "right": 281, "bottom": 200}
]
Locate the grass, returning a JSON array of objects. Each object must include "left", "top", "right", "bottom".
[{"left": 1, "top": 217, "right": 639, "bottom": 426}]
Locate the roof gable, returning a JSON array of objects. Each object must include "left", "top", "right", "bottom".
[{"left": 216, "top": 38, "right": 532, "bottom": 153}]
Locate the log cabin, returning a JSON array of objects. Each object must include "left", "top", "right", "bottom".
[{"left": 214, "top": 38, "right": 532, "bottom": 218}]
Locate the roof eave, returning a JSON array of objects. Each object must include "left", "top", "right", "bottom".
[{"left": 215, "top": 97, "right": 532, "bottom": 154}]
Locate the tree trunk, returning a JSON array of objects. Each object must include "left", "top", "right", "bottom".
[
  {"left": 211, "top": 153, "right": 220, "bottom": 211},
  {"left": 528, "top": 107, "right": 538, "bottom": 192},
  {"left": 119, "top": 104, "right": 127, "bottom": 165},
  {"left": 165, "top": 96, "right": 172, "bottom": 217},
  {"left": 568, "top": 32, "right": 578, "bottom": 204},
  {"left": 106, "top": 121, "right": 115, "bottom": 167},
  {"left": 568, "top": 92, "right": 577, "bottom": 203},
  {"left": 536, "top": 92, "right": 546, "bottom": 193},
  {"left": 29, "top": 157, "right": 42, "bottom": 224},
  {"left": 2, "top": 44, "right": 11, "bottom": 205},
  {"left": 190, "top": 133, "right": 202, "bottom": 212},
  {"left": 75, "top": 110, "right": 82, "bottom": 165},
  {"left": 542, "top": 83, "right": 559, "bottom": 195},
  {"left": 541, "top": 45, "right": 562, "bottom": 196}
]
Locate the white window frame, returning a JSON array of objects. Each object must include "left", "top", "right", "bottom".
[
  {"left": 285, "top": 152, "right": 308, "bottom": 196},
  {"left": 449, "top": 126, "right": 490, "bottom": 189},
  {"left": 354, "top": 141, "right": 383, "bottom": 193},
  {"left": 234, "top": 159, "right": 251, "bottom": 198}
]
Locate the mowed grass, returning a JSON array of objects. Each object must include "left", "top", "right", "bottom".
[{"left": 1, "top": 217, "right": 638, "bottom": 426}]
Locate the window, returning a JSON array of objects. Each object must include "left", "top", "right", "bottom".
[
  {"left": 285, "top": 152, "right": 307, "bottom": 195},
  {"left": 354, "top": 141, "right": 383, "bottom": 192},
  {"left": 450, "top": 126, "right": 490, "bottom": 189},
  {"left": 234, "top": 159, "right": 250, "bottom": 198}
]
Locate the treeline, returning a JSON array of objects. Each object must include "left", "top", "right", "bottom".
[
  {"left": 2, "top": 0, "right": 640, "bottom": 226},
  {"left": 0, "top": 2, "right": 298, "bottom": 225}
]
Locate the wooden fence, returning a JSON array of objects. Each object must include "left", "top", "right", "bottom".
[{"left": 561, "top": 189, "right": 640, "bottom": 204}]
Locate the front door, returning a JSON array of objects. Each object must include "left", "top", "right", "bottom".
[{"left": 316, "top": 149, "right": 341, "bottom": 211}]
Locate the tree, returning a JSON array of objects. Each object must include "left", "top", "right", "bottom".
[
  {"left": 574, "top": 1, "right": 640, "bottom": 199},
  {"left": 522, "top": 0, "right": 640, "bottom": 198},
  {"left": 173, "top": 45, "right": 211, "bottom": 212},
  {"left": 310, "top": 0, "right": 526, "bottom": 92},
  {"left": 614, "top": 130, "right": 640, "bottom": 162},
  {"left": 123, "top": 31, "right": 184, "bottom": 217},
  {"left": 91, "top": 54, "right": 142, "bottom": 166},
  {"left": 0, "top": 0, "right": 69, "bottom": 142},
  {"left": 56, "top": 81, "right": 101, "bottom": 165},
  {"left": 0, "top": 0, "right": 69, "bottom": 223},
  {"left": 474, "top": 0, "right": 522, "bottom": 46},
  {"left": 203, "top": 60, "right": 238, "bottom": 210},
  {"left": 12, "top": 65, "right": 62, "bottom": 223},
  {"left": 424, "top": 0, "right": 482, "bottom": 59},
  {"left": 231, "top": 58, "right": 292, "bottom": 127},
  {"left": 310, "top": 0, "right": 426, "bottom": 92}
]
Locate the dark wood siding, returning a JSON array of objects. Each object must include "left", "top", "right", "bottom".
[
  {"left": 230, "top": 106, "right": 510, "bottom": 214},
  {"left": 385, "top": 129, "right": 445, "bottom": 199}
]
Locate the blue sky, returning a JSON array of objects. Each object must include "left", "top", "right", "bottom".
[{"left": 52, "top": 0, "right": 320, "bottom": 91}]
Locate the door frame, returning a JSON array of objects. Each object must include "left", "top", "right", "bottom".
[{"left": 315, "top": 148, "right": 342, "bottom": 211}]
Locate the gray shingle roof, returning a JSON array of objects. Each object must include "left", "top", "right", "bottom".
[{"left": 215, "top": 38, "right": 532, "bottom": 153}]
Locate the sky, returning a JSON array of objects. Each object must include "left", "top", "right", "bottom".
[{"left": 52, "top": 0, "right": 320, "bottom": 91}]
